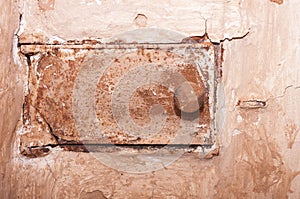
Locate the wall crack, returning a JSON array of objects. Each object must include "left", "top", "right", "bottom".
[
  {"left": 219, "top": 31, "right": 250, "bottom": 43},
  {"left": 267, "top": 85, "right": 300, "bottom": 102}
]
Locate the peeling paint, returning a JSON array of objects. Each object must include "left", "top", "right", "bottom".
[
  {"left": 270, "top": 0, "right": 284, "bottom": 5},
  {"left": 238, "top": 100, "right": 267, "bottom": 109},
  {"left": 2, "top": 0, "right": 300, "bottom": 198}
]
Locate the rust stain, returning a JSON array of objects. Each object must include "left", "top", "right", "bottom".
[
  {"left": 82, "top": 39, "right": 100, "bottom": 45},
  {"left": 269, "top": 0, "right": 284, "bottom": 5},
  {"left": 20, "top": 42, "right": 219, "bottom": 156},
  {"left": 19, "top": 33, "right": 48, "bottom": 44},
  {"left": 202, "top": 146, "right": 219, "bottom": 159},
  {"left": 35, "top": 54, "right": 79, "bottom": 140},
  {"left": 181, "top": 34, "right": 210, "bottom": 44},
  {"left": 20, "top": 146, "right": 50, "bottom": 158},
  {"left": 95, "top": 49, "right": 211, "bottom": 144}
]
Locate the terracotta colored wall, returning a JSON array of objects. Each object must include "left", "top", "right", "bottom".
[{"left": 1, "top": 0, "right": 300, "bottom": 198}]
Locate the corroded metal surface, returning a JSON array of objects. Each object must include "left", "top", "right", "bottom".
[{"left": 21, "top": 42, "right": 220, "bottom": 149}]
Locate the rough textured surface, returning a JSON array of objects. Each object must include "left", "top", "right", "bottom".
[
  {"left": 0, "top": 0, "right": 24, "bottom": 198},
  {"left": 20, "top": 44, "right": 217, "bottom": 149},
  {"left": 19, "top": 0, "right": 249, "bottom": 43},
  {"left": 1, "top": 0, "right": 300, "bottom": 198}
]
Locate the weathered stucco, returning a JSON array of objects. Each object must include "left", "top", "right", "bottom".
[
  {"left": 18, "top": 0, "right": 249, "bottom": 43},
  {"left": 0, "top": 0, "right": 24, "bottom": 198},
  {"left": 1, "top": 0, "right": 300, "bottom": 198}
]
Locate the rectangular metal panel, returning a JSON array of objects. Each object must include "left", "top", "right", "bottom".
[{"left": 21, "top": 43, "right": 220, "bottom": 149}]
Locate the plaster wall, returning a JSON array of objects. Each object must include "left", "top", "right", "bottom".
[{"left": 1, "top": 0, "right": 300, "bottom": 198}]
